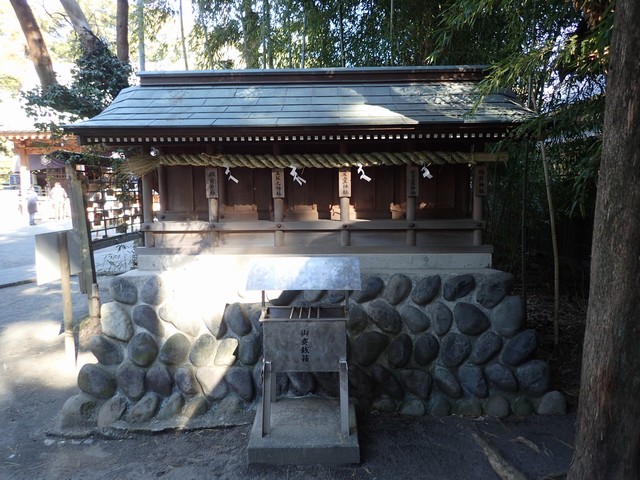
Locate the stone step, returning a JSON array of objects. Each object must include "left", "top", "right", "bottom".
[{"left": 247, "top": 396, "right": 359, "bottom": 465}]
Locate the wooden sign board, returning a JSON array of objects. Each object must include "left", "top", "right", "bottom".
[
  {"left": 272, "top": 168, "right": 285, "bottom": 198},
  {"left": 474, "top": 165, "right": 488, "bottom": 196},
  {"left": 205, "top": 167, "right": 219, "bottom": 199},
  {"left": 35, "top": 230, "right": 82, "bottom": 285},
  {"left": 339, "top": 169, "right": 351, "bottom": 197},
  {"left": 407, "top": 166, "right": 419, "bottom": 197}
]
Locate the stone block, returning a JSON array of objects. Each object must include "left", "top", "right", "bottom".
[
  {"left": 189, "top": 334, "right": 217, "bottom": 367},
  {"left": 117, "top": 361, "right": 146, "bottom": 401},
  {"left": 492, "top": 296, "right": 525, "bottom": 337},
  {"left": 433, "top": 367, "right": 462, "bottom": 399},
  {"left": 159, "top": 333, "right": 191, "bottom": 365},
  {"left": 352, "top": 275, "right": 384, "bottom": 303},
  {"left": 430, "top": 302, "right": 453, "bottom": 336},
  {"left": 484, "top": 395, "right": 510, "bottom": 418},
  {"left": 59, "top": 394, "right": 97, "bottom": 428},
  {"left": 413, "top": 333, "right": 439, "bottom": 366},
  {"left": 127, "top": 332, "right": 159, "bottom": 367},
  {"left": 139, "top": 274, "right": 169, "bottom": 306},
  {"left": 502, "top": 329, "right": 538, "bottom": 366},
  {"left": 368, "top": 299, "right": 402, "bottom": 334},
  {"left": 371, "top": 364, "right": 404, "bottom": 400},
  {"left": 78, "top": 364, "right": 117, "bottom": 399},
  {"left": 440, "top": 333, "right": 471, "bottom": 368},
  {"left": 387, "top": 333, "right": 412, "bottom": 368},
  {"left": 400, "top": 304, "right": 431, "bottom": 333},
  {"left": 485, "top": 362, "right": 518, "bottom": 393},
  {"left": 196, "top": 366, "right": 229, "bottom": 401},
  {"left": 125, "top": 393, "right": 159, "bottom": 423},
  {"left": 214, "top": 338, "right": 239, "bottom": 366},
  {"left": 175, "top": 365, "right": 202, "bottom": 396},
  {"left": 476, "top": 272, "right": 514, "bottom": 308},
  {"left": 109, "top": 276, "right": 138, "bottom": 305},
  {"left": 411, "top": 275, "right": 441, "bottom": 305},
  {"left": 537, "top": 390, "right": 567, "bottom": 415},
  {"left": 399, "top": 369, "right": 433, "bottom": 400},
  {"left": 458, "top": 365, "right": 488, "bottom": 398},
  {"left": 346, "top": 303, "right": 369, "bottom": 335},
  {"left": 100, "top": 302, "right": 133, "bottom": 342},
  {"left": 454, "top": 302, "right": 490, "bottom": 336},
  {"left": 132, "top": 304, "right": 165, "bottom": 337},
  {"left": 351, "top": 331, "right": 389, "bottom": 367},
  {"left": 97, "top": 396, "right": 127, "bottom": 427},
  {"left": 225, "top": 366, "right": 255, "bottom": 403},
  {"left": 145, "top": 364, "right": 173, "bottom": 397},
  {"left": 384, "top": 273, "right": 412, "bottom": 305},
  {"left": 442, "top": 274, "right": 475, "bottom": 301},
  {"left": 224, "top": 303, "right": 252, "bottom": 336},
  {"left": 88, "top": 335, "right": 123, "bottom": 365},
  {"left": 470, "top": 331, "right": 503, "bottom": 365}
]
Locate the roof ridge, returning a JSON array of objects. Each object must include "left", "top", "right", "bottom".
[{"left": 137, "top": 66, "right": 488, "bottom": 87}]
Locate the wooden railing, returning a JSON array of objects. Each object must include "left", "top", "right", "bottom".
[{"left": 140, "top": 218, "right": 485, "bottom": 250}]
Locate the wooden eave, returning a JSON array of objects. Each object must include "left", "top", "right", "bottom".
[
  {"left": 0, "top": 131, "right": 81, "bottom": 155},
  {"left": 74, "top": 123, "right": 513, "bottom": 148}
]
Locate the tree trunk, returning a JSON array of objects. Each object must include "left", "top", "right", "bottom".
[
  {"left": 568, "top": 0, "right": 640, "bottom": 478},
  {"left": 116, "top": 0, "right": 129, "bottom": 63},
  {"left": 59, "top": 0, "right": 102, "bottom": 55},
  {"left": 179, "top": 0, "right": 189, "bottom": 69},
  {"left": 241, "top": 0, "right": 260, "bottom": 68},
  {"left": 9, "top": 0, "right": 57, "bottom": 88}
]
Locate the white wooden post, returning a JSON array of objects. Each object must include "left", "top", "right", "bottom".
[
  {"left": 406, "top": 165, "right": 419, "bottom": 246},
  {"left": 339, "top": 168, "right": 351, "bottom": 246},
  {"left": 473, "top": 165, "right": 487, "bottom": 246},
  {"left": 272, "top": 168, "right": 285, "bottom": 246}
]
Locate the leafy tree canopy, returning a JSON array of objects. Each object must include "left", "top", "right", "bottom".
[{"left": 22, "top": 37, "right": 131, "bottom": 133}]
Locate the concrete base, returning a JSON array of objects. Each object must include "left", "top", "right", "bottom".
[{"left": 247, "top": 396, "right": 359, "bottom": 465}]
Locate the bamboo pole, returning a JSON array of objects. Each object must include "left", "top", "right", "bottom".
[{"left": 540, "top": 140, "right": 560, "bottom": 347}]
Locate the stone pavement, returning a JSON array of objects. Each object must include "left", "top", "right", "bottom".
[{"left": 0, "top": 189, "right": 135, "bottom": 288}]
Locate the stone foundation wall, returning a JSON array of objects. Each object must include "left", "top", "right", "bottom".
[{"left": 60, "top": 268, "right": 565, "bottom": 431}]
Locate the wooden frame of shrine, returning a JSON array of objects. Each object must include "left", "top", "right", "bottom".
[{"left": 65, "top": 66, "right": 533, "bottom": 270}]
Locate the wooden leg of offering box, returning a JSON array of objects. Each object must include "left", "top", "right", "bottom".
[
  {"left": 261, "top": 360, "right": 272, "bottom": 437},
  {"left": 339, "top": 359, "right": 349, "bottom": 436}
]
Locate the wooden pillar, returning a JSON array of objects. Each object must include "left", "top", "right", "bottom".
[
  {"left": 65, "top": 164, "right": 98, "bottom": 320},
  {"left": 142, "top": 173, "right": 155, "bottom": 247},
  {"left": 205, "top": 167, "right": 220, "bottom": 223},
  {"left": 157, "top": 165, "right": 167, "bottom": 215},
  {"left": 57, "top": 231, "right": 76, "bottom": 366},
  {"left": 272, "top": 168, "right": 285, "bottom": 246},
  {"left": 66, "top": 163, "right": 96, "bottom": 289},
  {"left": 473, "top": 164, "right": 487, "bottom": 246},
  {"left": 205, "top": 167, "right": 220, "bottom": 247},
  {"left": 17, "top": 144, "right": 31, "bottom": 223},
  {"left": 338, "top": 168, "right": 351, "bottom": 246},
  {"left": 406, "top": 165, "right": 419, "bottom": 246}
]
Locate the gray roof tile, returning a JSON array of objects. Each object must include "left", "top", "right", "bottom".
[{"left": 66, "top": 67, "right": 534, "bottom": 133}]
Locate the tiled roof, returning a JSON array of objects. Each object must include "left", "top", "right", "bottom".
[{"left": 65, "top": 67, "right": 534, "bottom": 136}]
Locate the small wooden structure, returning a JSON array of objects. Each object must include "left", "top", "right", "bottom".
[
  {"left": 0, "top": 131, "right": 80, "bottom": 218},
  {"left": 58, "top": 68, "right": 564, "bottom": 441},
  {"left": 0, "top": 131, "right": 142, "bottom": 239},
  {"left": 64, "top": 66, "right": 532, "bottom": 267}
]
